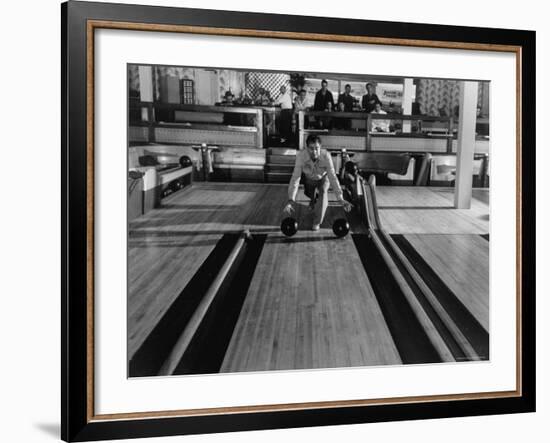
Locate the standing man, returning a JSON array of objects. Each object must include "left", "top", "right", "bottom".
[
  {"left": 337, "top": 84, "right": 355, "bottom": 112},
  {"left": 313, "top": 79, "right": 334, "bottom": 129},
  {"left": 337, "top": 84, "right": 355, "bottom": 129},
  {"left": 361, "top": 82, "right": 382, "bottom": 113},
  {"left": 284, "top": 135, "right": 352, "bottom": 231},
  {"left": 275, "top": 85, "right": 293, "bottom": 143},
  {"left": 313, "top": 79, "right": 335, "bottom": 111}
]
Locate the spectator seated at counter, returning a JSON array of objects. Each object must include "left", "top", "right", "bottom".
[
  {"left": 220, "top": 90, "right": 237, "bottom": 125},
  {"left": 220, "top": 90, "right": 235, "bottom": 105},
  {"left": 255, "top": 87, "right": 273, "bottom": 106},
  {"left": 220, "top": 90, "right": 254, "bottom": 127},
  {"left": 370, "top": 103, "right": 390, "bottom": 133},
  {"left": 335, "top": 84, "right": 355, "bottom": 130}
]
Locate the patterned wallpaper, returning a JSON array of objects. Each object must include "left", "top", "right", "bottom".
[
  {"left": 416, "top": 80, "right": 489, "bottom": 117},
  {"left": 416, "top": 79, "right": 460, "bottom": 116}
]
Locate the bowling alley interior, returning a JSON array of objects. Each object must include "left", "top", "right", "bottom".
[{"left": 127, "top": 64, "right": 490, "bottom": 377}]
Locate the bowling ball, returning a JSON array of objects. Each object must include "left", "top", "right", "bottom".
[
  {"left": 179, "top": 155, "right": 193, "bottom": 168},
  {"left": 281, "top": 217, "right": 298, "bottom": 237},
  {"left": 332, "top": 218, "right": 350, "bottom": 238}
]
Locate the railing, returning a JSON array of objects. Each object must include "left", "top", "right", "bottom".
[
  {"left": 129, "top": 101, "right": 265, "bottom": 148},
  {"left": 356, "top": 174, "right": 488, "bottom": 362},
  {"left": 298, "top": 110, "right": 455, "bottom": 152}
]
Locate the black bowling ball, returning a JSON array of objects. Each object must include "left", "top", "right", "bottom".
[
  {"left": 179, "top": 155, "right": 193, "bottom": 168},
  {"left": 281, "top": 217, "right": 298, "bottom": 237},
  {"left": 332, "top": 218, "right": 350, "bottom": 238}
]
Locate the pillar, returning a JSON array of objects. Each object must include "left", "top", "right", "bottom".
[
  {"left": 138, "top": 65, "right": 153, "bottom": 102},
  {"left": 454, "top": 81, "right": 478, "bottom": 209},
  {"left": 402, "top": 78, "right": 414, "bottom": 133}
]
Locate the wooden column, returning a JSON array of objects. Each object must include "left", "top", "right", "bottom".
[
  {"left": 298, "top": 111, "right": 305, "bottom": 150},
  {"left": 256, "top": 109, "right": 264, "bottom": 148},
  {"left": 138, "top": 66, "right": 153, "bottom": 102},
  {"left": 402, "top": 78, "right": 414, "bottom": 133},
  {"left": 366, "top": 114, "right": 372, "bottom": 151},
  {"left": 454, "top": 81, "right": 478, "bottom": 209}
]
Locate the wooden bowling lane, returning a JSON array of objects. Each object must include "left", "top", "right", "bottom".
[
  {"left": 376, "top": 187, "right": 489, "bottom": 234},
  {"left": 129, "top": 182, "right": 367, "bottom": 362},
  {"left": 129, "top": 183, "right": 277, "bottom": 360},
  {"left": 394, "top": 234, "right": 489, "bottom": 333},
  {"left": 242, "top": 184, "right": 367, "bottom": 234},
  {"left": 220, "top": 232, "right": 401, "bottom": 373}
]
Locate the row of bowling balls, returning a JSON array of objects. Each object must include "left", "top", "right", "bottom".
[
  {"left": 281, "top": 217, "right": 350, "bottom": 238},
  {"left": 161, "top": 179, "right": 185, "bottom": 198}
]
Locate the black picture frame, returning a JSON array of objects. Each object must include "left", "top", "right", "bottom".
[{"left": 62, "top": 1, "right": 536, "bottom": 441}]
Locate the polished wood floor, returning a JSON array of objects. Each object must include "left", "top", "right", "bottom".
[
  {"left": 377, "top": 187, "right": 489, "bottom": 234},
  {"left": 128, "top": 183, "right": 364, "bottom": 360},
  {"left": 128, "top": 183, "right": 490, "bottom": 372},
  {"left": 220, "top": 233, "right": 401, "bottom": 372},
  {"left": 402, "top": 234, "right": 489, "bottom": 332}
]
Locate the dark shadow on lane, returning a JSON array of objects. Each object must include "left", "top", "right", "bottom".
[
  {"left": 352, "top": 234, "right": 442, "bottom": 364},
  {"left": 378, "top": 233, "right": 466, "bottom": 362},
  {"left": 129, "top": 234, "right": 240, "bottom": 377},
  {"left": 391, "top": 234, "right": 489, "bottom": 360},
  {"left": 174, "top": 235, "right": 267, "bottom": 375}
]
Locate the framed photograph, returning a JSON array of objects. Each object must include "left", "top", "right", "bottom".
[{"left": 62, "top": 1, "right": 535, "bottom": 441}]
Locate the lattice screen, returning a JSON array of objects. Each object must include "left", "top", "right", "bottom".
[{"left": 245, "top": 72, "right": 290, "bottom": 101}]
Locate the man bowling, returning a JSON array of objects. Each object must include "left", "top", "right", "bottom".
[{"left": 284, "top": 135, "right": 352, "bottom": 231}]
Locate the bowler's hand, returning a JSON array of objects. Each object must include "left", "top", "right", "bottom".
[
  {"left": 341, "top": 200, "right": 353, "bottom": 213},
  {"left": 283, "top": 201, "right": 295, "bottom": 216}
]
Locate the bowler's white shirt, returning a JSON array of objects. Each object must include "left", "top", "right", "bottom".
[{"left": 288, "top": 149, "right": 343, "bottom": 201}]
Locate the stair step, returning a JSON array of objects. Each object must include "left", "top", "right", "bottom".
[
  {"left": 266, "top": 165, "right": 294, "bottom": 173},
  {"left": 268, "top": 147, "right": 298, "bottom": 156},
  {"left": 265, "top": 171, "right": 293, "bottom": 183},
  {"left": 267, "top": 154, "right": 296, "bottom": 164}
]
